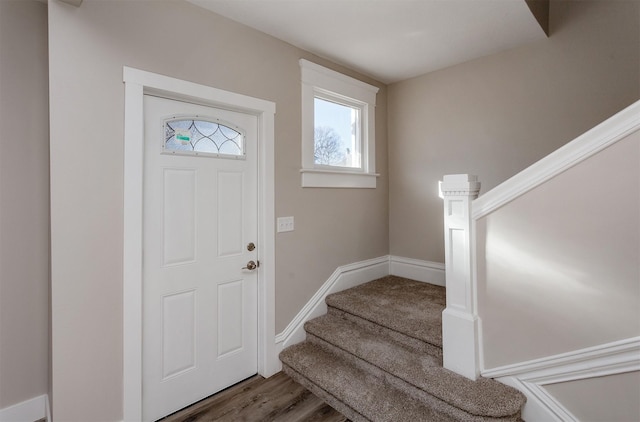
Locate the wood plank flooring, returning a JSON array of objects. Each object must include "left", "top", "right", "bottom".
[{"left": 160, "top": 372, "right": 350, "bottom": 422}]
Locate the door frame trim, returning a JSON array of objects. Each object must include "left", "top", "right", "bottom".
[{"left": 122, "top": 67, "right": 277, "bottom": 421}]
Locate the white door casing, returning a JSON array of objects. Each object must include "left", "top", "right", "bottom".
[
  {"left": 123, "top": 67, "right": 277, "bottom": 422},
  {"left": 142, "top": 95, "right": 258, "bottom": 421}
]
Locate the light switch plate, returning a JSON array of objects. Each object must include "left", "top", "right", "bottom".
[{"left": 277, "top": 216, "right": 294, "bottom": 233}]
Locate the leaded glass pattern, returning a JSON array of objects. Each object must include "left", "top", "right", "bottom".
[{"left": 164, "top": 118, "right": 245, "bottom": 157}]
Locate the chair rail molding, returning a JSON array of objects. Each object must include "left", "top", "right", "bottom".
[{"left": 440, "top": 174, "right": 481, "bottom": 380}]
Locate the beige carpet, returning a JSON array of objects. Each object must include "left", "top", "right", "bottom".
[{"left": 280, "top": 276, "right": 526, "bottom": 422}]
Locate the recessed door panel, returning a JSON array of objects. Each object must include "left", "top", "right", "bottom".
[
  {"left": 162, "top": 290, "right": 196, "bottom": 379},
  {"left": 218, "top": 171, "right": 243, "bottom": 257},
  {"left": 163, "top": 169, "right": 197, "bottom": 266},
  {"left": 217, "top": 279, "right": 244, "bottom": 357}
]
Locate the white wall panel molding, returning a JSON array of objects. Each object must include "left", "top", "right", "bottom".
[
  {"left": 473, "top": 100, "right": 640, "bottom": 219},
  {"left": 0, "top": 394, "right": 48, "bottom": 422},
  {"left": 389, "top": 256, "right": 445, "bottom": 286},
  {"left": 484, "top": 337, "right": 640, "bottom": 421},
  {"left": 483, "top": 336, "right": 640, "bottom": 383},
  {"left": 275, "top": 256, "right": 390, "bottom": 358},
  {"left": 498, "top": 377, "right": 578, "bottom": 422}
]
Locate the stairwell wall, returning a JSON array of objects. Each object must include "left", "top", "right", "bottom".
[
  {"left": 477, "top": 130, "right": 640, "bottom": 367},
  {"left": 476, "top": 126, "right": 640, "bottom": 421},
  {"left": 388, "top": 0, "right": 640, "bottom": 264}
]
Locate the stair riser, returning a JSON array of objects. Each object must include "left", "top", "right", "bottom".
[
  {"left": 307, "top": 333, "right": 521, "bottom": 422},
  {"left": 328, "top": 306, "right": 443, "bottom": 358},
  {"left": 282, "top": 364, "right": 370, "bottom": 422}
]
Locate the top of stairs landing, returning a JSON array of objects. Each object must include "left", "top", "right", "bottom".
[{"left": 325, "top": 275, "right": 446, "bottom": 348}]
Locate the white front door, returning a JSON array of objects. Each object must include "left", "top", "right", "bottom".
[{"left": 142, "top": 95, "right": 258, "bottom": 421}]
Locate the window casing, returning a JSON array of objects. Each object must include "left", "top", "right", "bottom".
[{"left": 300, "top": 59, "right": 379, "bottom": 188}]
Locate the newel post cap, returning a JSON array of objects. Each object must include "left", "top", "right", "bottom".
[{"left": 440, "top": 174, "right": 481, "bottom": 196}]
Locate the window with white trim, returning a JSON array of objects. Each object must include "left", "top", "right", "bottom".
[{"left": 300, "top": 59, "right": 379, "bottom": 188}]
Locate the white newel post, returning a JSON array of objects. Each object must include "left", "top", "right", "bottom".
[{"left": 440, "top": 174, "right": 481, "bottom": 380}]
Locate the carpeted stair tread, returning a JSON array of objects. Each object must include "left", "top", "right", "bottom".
[
  {"left": 325, "top": 276, "right": 445, "bottom": 347},
  {"left": 305, "top": 314, "right": 526, "bottom": 418},
  {"left": 279, "top": 363, "right": 369, "bottom": 422},
  {"left": 279, "top": 276, "right": 527, "bottom": 421},
  {"left": 280, "top": 342, "right": 457, "bottom": 422},
  {"left": 327, "top": 307, "right": 443, "bottom": 357}
]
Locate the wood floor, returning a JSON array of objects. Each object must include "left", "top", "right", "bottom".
[{"left": 160, "top": 372, "right": 350, "bottom": 422}]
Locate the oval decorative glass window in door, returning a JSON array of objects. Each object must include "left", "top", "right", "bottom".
[{"left": 164, "top": 117, "right": 245, "bottom": 158}]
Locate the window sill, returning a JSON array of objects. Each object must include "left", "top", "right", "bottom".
[{"left": 300, "top": 168, "right": 378, "bottom": 188}]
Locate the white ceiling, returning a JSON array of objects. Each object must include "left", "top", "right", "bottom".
[{"left": 187, "top": 0, "right": 547, "bottom": 84}]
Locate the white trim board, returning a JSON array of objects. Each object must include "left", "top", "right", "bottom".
[
  {"left": 275, "top": 256, "right": 390, "bottom": 355},
  {"left": 498, "top": 377, "right": 579, "bottom": 422},
  {"left": 0, "top": 394, "right": 48, "bottom": 422},
  {"left": 389, "top": 256, "right": 445, "bottom": 286},
  {"left": 482, "top": 336, "right": 640, "bottom": 383},
  {"left": 122, "top": 67, "right": 277, "bottom": 422},
  {"left": 484, "top": 337, "right": 640, "bottom": 422},
  {"left": 473, "top": 100, "right": 640, "bottom": 219}
]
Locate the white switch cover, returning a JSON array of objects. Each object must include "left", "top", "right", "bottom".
[{"left": 277, "top": 216, "right": 294, "bottom": 233}]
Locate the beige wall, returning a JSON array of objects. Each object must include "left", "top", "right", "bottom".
[
  {"left": 48, "top": 0, "right": 387, "bottom": 419},
  {"left": 544, "top": 371, "right": 640, "bottom": 422},
  {"left": 0, "top": 0, "right": 50, "bottom": 410},
  {"left": 388, "top": 0, "right": 640, "bottom": 264},
  {"left": 477, "top": 131, "right": 640, "bottom": 367}
]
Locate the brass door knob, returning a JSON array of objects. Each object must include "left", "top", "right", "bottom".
[{"left": 242, "top": 260, "right": 257, "bottom": 271}]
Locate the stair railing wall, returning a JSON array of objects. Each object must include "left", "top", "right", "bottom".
[{"left": 440, "top": 99, "right": 640, "bottom": 383}]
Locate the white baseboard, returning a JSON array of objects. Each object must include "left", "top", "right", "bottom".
[
  {"left": 484, "top": 336, "right": 640, "bottom": 421},
  {"left": 389, "top": 256, "right": 445, "bottom": 286},
  {"left": 498, "top": 377, "right": 578, "bottom": 422},
  {"left": 0, "top": 394, "right": 48, "bottom": 422},
  {"left": 275, "top": 255, "right": 390, "bottom": 354}
]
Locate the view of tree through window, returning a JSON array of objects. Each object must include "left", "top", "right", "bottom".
[{"left": 314, "top": 97, "right": 360, "bottom": 168}]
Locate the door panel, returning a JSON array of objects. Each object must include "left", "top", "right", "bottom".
[
  {"left": 142, "top": 95, "right": 258, "bottom": 421},
  {"left": 217, "top": 279, "right": 245, "bottom": 356},
  {"left": 162, "top": 168, "right": 197, "bottom": 266},
  {"left": 217, "top": 171, "right": 244, "bottom": 256},
  {"left": 162, "top": 290, "right": 196, "bottom": 379}
]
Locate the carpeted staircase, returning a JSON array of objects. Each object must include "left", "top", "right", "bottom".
[{"left": 279, "top": 276, "right": 526, "bottom": 422}]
